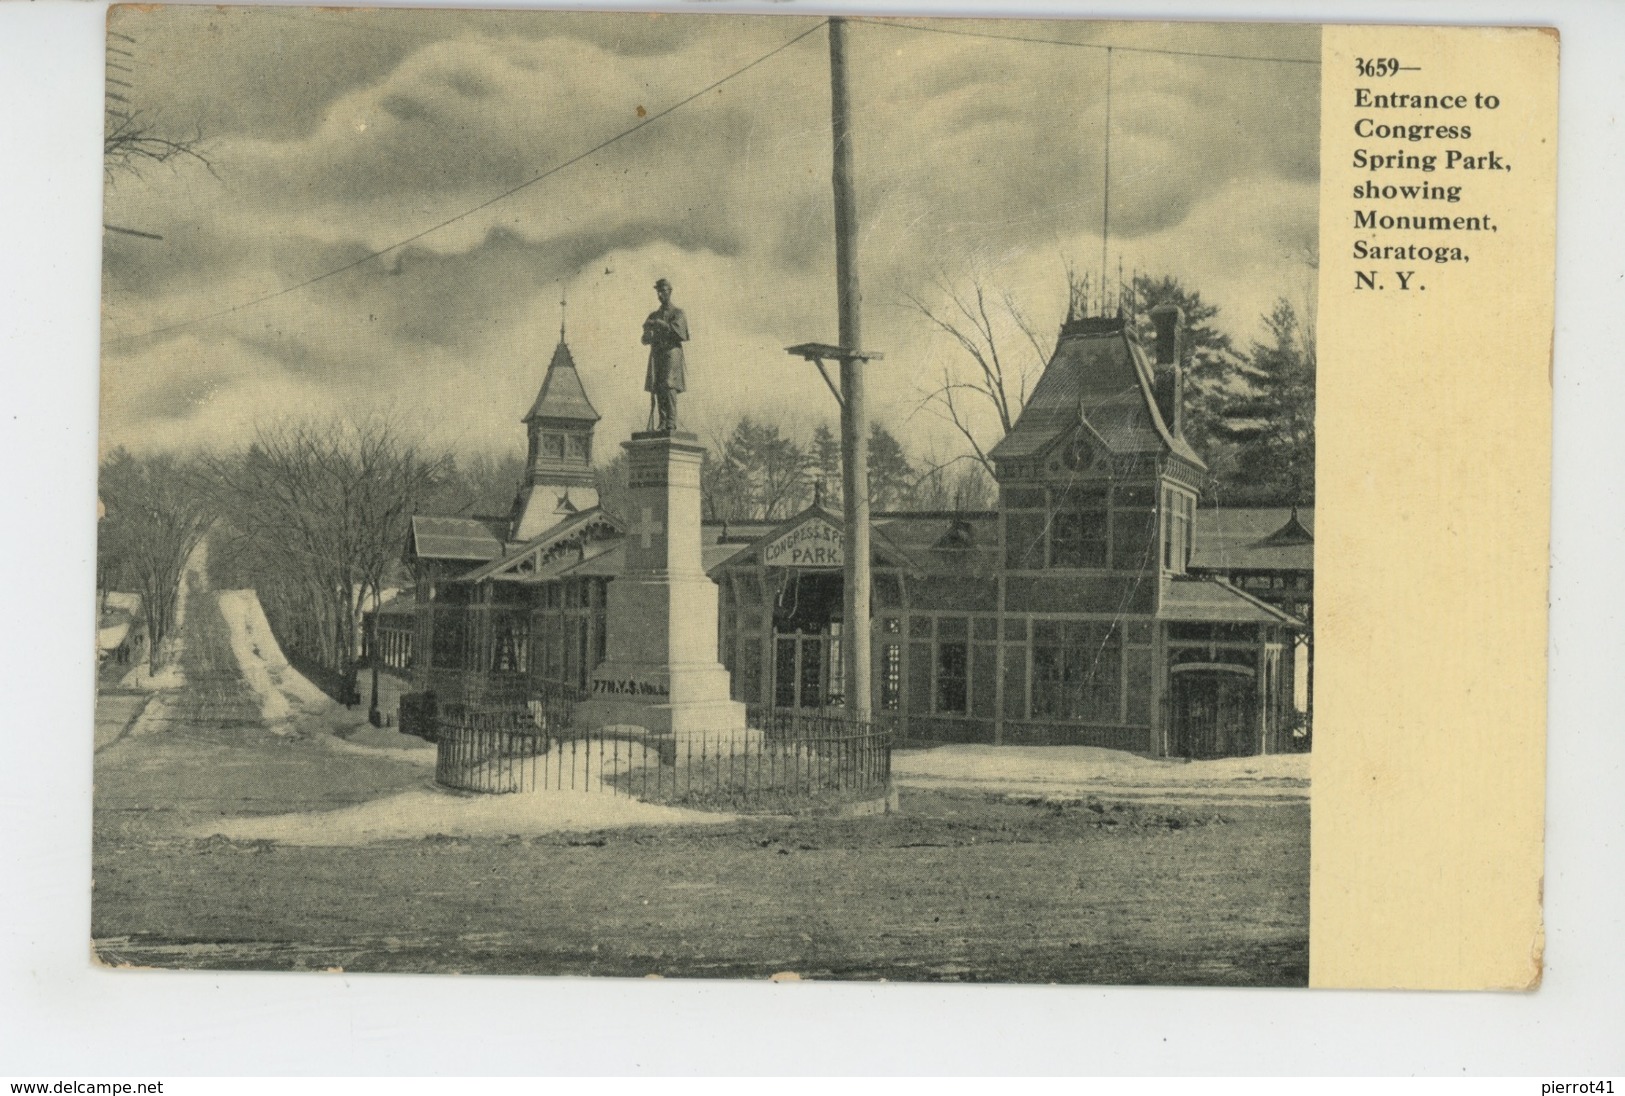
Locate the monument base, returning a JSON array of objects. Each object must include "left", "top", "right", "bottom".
[{"left": 576, "top": 678, "right": 750, "bottom": 739}]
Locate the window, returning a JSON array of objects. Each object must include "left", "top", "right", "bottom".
[
  {"left": 1005, "top": 512, "right": 1047, "bottom": 570},
  {"left": 1050, "top": 488, "right": 1108, "bottom": 568},
  {"left": 568, "top": 433, "right": 590, "bottom": 460},
  {"left": 1112, "top": 486, "right": 1158, "bottom": 571},
  {"left": 936, "top": 640, "right": 968, "bottom": 713},
  {"left": 1162, "top": 488, "right": 1193, "bottom": 573},
  {"left": 492, "top": 612, "right": 529, "bottom": 673},
  {"left": 1031, "top": 620, "right": 1121, "bottom": 722},
  {"left": 879, "top": 643, "right": 901, "bottom": 711},
  {"left": 543, "top": 433, "right": 567, "bottom": 459}
]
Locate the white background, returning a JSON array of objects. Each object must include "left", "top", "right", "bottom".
[{"left": 2, "top": 0, "right": 1621, "bottom": 1076}]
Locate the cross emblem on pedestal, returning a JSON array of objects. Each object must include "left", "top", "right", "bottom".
[{"left": 630, "top": 507, "right": 664, "bottom": 549}]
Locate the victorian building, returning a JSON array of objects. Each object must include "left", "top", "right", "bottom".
[{"left": 398, "top": 309, "right": 1308, "bottom": 758}]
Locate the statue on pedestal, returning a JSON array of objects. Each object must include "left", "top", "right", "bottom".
[{"left": 641, "top": 278, "right": 688, "bottom": 432}]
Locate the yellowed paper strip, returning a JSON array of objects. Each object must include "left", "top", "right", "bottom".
[{"left": 1311, "top": 23, "right": 1555, "bottom": 989}]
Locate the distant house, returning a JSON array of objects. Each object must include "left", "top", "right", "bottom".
[
  {"left": 97, "top": 592, "right": 147, "bottom": 666},
  {"left": 401, "top": 311, "right": 1311, "bottom": 758}
]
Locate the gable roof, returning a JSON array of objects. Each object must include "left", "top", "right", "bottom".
[
  {"left": 524, "top": 340, "right": 600, "bottom": 423},
  {"left": 989, "top": 317, "right": 1203, "bottom": 467},
  {"left": 408, "top": 514, "right": 509, "bottom": 563},
  {"left": 705, "top": 503, "right": 925, "bottom": 575},
  {"left": 459, "top": 506, "right": 622, "bottom": 583},
  {"left": 1189, "top": 507, "right": 1315, "bottom": 572},
  {"left": 1159, "top": 576, "right": 1303, "bottom": 626}
]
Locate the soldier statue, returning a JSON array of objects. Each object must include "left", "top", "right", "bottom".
[{"left": 641, "top": 277, "right": 689, "bottom": 432}]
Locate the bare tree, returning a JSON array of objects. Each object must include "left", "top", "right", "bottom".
[
  {"left": 700, "top": 417, "right": 812, "bottom": 522},
  {"left": 912, "top": 454, "right": 996, "bottom": 513},
  {"left": 904, "top": 274, "right": 1052, "bottom": 478},
  {"left": 104, "top": 109, "right": 213, "bottom": 183},
  {"left": 207, "top": 417, "right": 450, "bottom": 711},
  {"left": 98, "top": 449, "right": 214, "bottom": 675},
  {"left": 103, "top": 31, "right": 214, "bottom": 242}
]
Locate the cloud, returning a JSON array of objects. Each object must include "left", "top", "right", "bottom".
[{"left": 100, "top": 11, "right": 1319, "bottom": 462}]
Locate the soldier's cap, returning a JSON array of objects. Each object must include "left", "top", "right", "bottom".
[{"left": 653, "top": 278, "right": 672, "bottom": 290}]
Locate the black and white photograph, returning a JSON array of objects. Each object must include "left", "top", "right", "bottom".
[{"left": 93, "top": 7, "right": 1319, "bottom": 986}]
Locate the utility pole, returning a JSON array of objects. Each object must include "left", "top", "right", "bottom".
[
  {"left": 786, "top": 17, "right": 877, "bottom": 720},
  {"left": 829, "top": 16, "right": 871, "bottom": 721}
]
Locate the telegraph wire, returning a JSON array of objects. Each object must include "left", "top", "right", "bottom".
[
  {"left": 864, "top": 18, "right": 1321, "bottom": 66},
  {"left": 108, "top": 17, "right": 830, "bottom": 348}
]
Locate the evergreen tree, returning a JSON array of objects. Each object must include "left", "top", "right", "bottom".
[
  {"left": 1124, "top": 273, "right": 1245, "bottom": 459},
  {"left": 867, "top": 423, "right": 916, "bottom": 512},
  {"left": 702, "top": 417, "right": 812, "bottom": 522},
  {"left": 810, "top": 422, "right": 842, "bottom": 507},
  {"left": 1209, "top": 299, "right": 1316, "bottom": 506}
]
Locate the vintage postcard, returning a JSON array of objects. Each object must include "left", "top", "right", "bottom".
[{"left": 93, "top": 8, "right": 1553, "bottom": 989}]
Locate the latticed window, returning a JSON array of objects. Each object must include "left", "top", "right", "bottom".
[
  {"left": 1031, "top": 620, "right": 1122, "bottom": 722},
  {"left": 1049, "top": 487, "right": 1109, "bottom": 568},
  {"left": 879, "top": 643, "right": 901, "bottom": 711}
]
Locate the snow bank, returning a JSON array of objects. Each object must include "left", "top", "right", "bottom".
[
  {"left": 216, "top": 589, "right": 336, "bottom": 724},
  {"left": 103, "top": 592, "right": 141, "bottom": 615},
  {"left": 194, "top": 784, "right": 734, "bottom": 846},
  {"left": 893, "top": 744, "right": 1308, "bottom": 797}
]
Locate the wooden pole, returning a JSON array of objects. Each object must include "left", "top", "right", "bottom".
[{"left": 829, "top": 17, "right": 871, "bottom": 720}]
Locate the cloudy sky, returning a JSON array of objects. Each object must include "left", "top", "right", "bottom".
[{"left": 100, "top": 8, "right": 1319, "bottom": 462}]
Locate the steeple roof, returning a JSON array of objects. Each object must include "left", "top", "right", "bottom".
[
  {"left": 523, "top": 340, "right": 600, "bottom": 424},
  {"left": 988, "top": 315, "right": 1202, "bottom": 467}
]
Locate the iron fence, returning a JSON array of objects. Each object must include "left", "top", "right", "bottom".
[{"left": 434, "top": 703, "right": 892, "bottom": 806}]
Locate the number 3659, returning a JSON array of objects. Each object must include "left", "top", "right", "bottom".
[{"left": 1356, "top": 57, "right": 1403, "bottom": 77}]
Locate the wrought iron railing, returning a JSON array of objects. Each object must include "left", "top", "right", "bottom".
[{"left": 433, "top": 703, "right": 892, "bottom": 805}]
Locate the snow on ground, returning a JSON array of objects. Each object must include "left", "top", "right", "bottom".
[
  {"left": 196, "top": 783, "right": 735, "bottom": 846},
  {"left": 126, "top": 692, "right": 174, "bottom": 739},
  {"left": 894, "top": 745, "right": 1308, "bottom": 800},
  {"left": 321, "top": 723, "right": 438, "bottom": 765},
  {"left": 216, "top": 589, "right": 337, "bottom": 725},
  {"left": 120, "top": 661, "right": 185, "bottom": 691},
  {"left": 98, "top": 621, "right": 132, "bottom": 652},
  {"left": 103, "top": 592, "right": 142, "bottom": 615}
]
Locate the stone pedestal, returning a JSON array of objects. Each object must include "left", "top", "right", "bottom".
[{"left": 576, "top": 431, "right": 750, "bottom": 741}]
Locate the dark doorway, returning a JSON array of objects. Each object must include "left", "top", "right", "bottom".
[
  {"left": 1170, "top": 667, "right": 1258, "bottom": 758},
  {"left": 771, "top": 571, "right": 843, "bottom": 710}
]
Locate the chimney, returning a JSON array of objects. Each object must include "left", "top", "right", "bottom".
[{"left": 1148, "top": 303, "right": 1186, "bottom": 438}]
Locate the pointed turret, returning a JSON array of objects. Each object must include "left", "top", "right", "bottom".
[
  {"left": 523, "top": 339, "right": 600, "bottom": 426},
  {"left": 512, "top": 335, "right": 600, "bottom": 541}
]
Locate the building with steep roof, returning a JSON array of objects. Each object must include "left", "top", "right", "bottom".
[{"left": 399, "top": 309, "right": 1308, "bottom": 757}]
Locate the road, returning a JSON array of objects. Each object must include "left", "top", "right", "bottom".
[{"left": 91, "top": 573, "right": 1308, "bottom": 985}]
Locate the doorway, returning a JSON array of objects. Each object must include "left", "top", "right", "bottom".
[
  {"left": 1170, "top": 666, "right": 1258, "bottom": 758},
  {"left": 770, "top": 570, "right": 843, "bottom": 710}
]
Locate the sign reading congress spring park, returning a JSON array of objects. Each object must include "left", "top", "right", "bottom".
[{"left": 764, "top": 517, "right": 843, "bottom": 568}]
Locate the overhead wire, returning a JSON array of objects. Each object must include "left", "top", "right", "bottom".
[
  {"left": 862, "top": 18, "right": 1321, "bottom": 66},
  {"left": 110, "top": 14, "right": 1314, "bottom": 350},
  {"left": 107, "top": 17, "right": 830, "bottom": 348}
]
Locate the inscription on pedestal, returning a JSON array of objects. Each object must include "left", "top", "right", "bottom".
[{"left": 592, "top": 677, "right": 671, "bottom": 698}]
